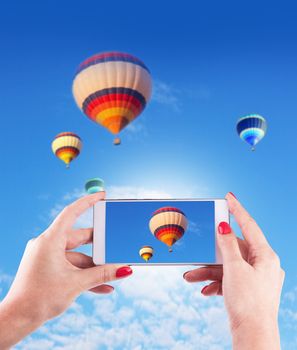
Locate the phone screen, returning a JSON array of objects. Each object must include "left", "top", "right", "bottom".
[{"left": 104, "top": 200, "right": 216, "bottom": 264}]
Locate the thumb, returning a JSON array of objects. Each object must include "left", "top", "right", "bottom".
[
  {"left": 77, "top": 265, "right": 133, "bottom": 290},
  {"left": 217, "top": 222, "right": 242, "bottom": 264}
]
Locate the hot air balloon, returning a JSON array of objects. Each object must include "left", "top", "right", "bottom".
[
  {"left": 139, "top": 246, "right": 154, "bottom": 262},
  {"left": 149, "top": 207, "right": 188, "bottom": 252},
  {"left": 72, "top": 52, "right": 152, "bottom": 145},
  {"left": 85, "top": 178, "right": 105, "bottom": 194},
  {"left": 236, "top": 114, "right": 267, "bottom": 151},
  {"left": 51, "top": 132, "right": 82, "bottom": 168}
]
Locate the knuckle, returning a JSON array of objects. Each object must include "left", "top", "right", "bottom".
[
  {"left": 269, "top": 252, "right": 281, "bottom": 266},
  {"left": 262, "top": 248, "right": 280, "bottom": 266},
  {"left": 102, "top": 267, "right": 112, "bottom": 283}
]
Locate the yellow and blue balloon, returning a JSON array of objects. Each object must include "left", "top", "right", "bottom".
[
  {"left": 139, "top": 246, "right": 154, "bottom": 262},
  {"left": 51, "top": 132, "right": 82, "bottom": 168}
]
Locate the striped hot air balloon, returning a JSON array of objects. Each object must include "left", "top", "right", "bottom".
[
  {"left": 72, "top": 52, "right": 152, "bottom": 145},
  {"left": 236, "top": 114, "right": 267, "bottom": 151},
  {"left": 85, "top": 178, "right": 105, "bottom": 194},
  {"left": 51, "top": 132, "right": 82, "bottom": 168},
  {"left": 139, "top": 246, "right": 154, "bottom": 262},
  {"left": 149, "top": 207, "right": 188, "bottom": 252}
]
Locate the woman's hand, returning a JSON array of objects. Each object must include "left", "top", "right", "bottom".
[
  {"left": 183, "top": 192, "right": 285, "bottom": 350},
  {"left": 0, "top": 192, "right": 133, "bottom": 349}
]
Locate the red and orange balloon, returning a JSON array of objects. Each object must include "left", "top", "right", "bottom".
[
  {"left": 149, "top": 207, "right": 188, "bottom": 252},
  {"left": 72, "top": 52, "right": 152, "bottom": 145}
]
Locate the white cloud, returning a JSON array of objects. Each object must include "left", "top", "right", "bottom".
[
  {"left": 125, "top": 120, "right": 147, "bottom": 135},
  {"left": 106, "top": 186, "right": 172, "bottom": 200},
  {"left": 16, "top": 266, "right": 231, "bottom": 350},
  {"left": 187, "top": 220, "right": 201, "bottom": 236},
  {"left": 284, "top": 286, "right": 297, "bottom": 303},
  {"left": 152, "top": 79, "right": 211, "bottom": 113},
  {"left": 152, "top": 80, "right": 181, "bottom": 112}
]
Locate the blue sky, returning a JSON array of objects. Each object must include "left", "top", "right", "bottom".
[
  {"left": 104, "top": 200, "right": 215, "bottom": 263},
  {"left": 0, "top": 0, "right": 296, "bottom": 348}
]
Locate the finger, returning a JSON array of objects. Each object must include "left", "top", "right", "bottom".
[
  {"left": 183, "top": 266, "right": 223, "bottom": 283},
  {"left": 89, "top": 285, "right": 114, "bottom": 294},
  {"left": 237, "top": 237, "right": 248, "bottom": 261},
  {"left": 226, "top": 193, "right": 268, "bottom": 249},
  {"left": 201, "top": 281, "right": 222, "bottom": 296},
  {"left": 217, "top": 221, "right": 243, "bottom": 264},
  {"left": 77, "top": 265, "right": 133, "bottom": 290},
  {"left": 66, "top": 252, "right": 94, "bottom": 269},
  {"left": 66, "top": 228, "right": 93, "bottom": 250},
  {"left": 183, "top": 239, "right": 247, "bottom": 283},
  {"left": 50, "top": 192, "right": 105, "bottom": 237}
]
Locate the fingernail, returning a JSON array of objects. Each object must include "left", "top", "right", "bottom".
[
  {"left": 105, "top": 285, "right": 114, "bottom": 291},
  {"left": 116, "top": 266, "right": 133, "bottom": 278},
  {"left": 228, "top": 192, "right": 237, "bottom": 199},
  {"left": 183, "top": 271, "right": 190, "bottom": 280},
  {"left": 218, "top": 222, "right": 232, "bottom": 234},
  {"left": 201, "top": 285, "right": 208, "bottom": 294}
]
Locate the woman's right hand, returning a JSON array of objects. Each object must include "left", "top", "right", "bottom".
[{"left": 183, "top": 193, "right": 285, "bottom": 350}]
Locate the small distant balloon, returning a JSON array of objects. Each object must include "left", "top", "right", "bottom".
[
  {"left": 236, "top": 114, "right": 267, "bottom": 151},
  {"left": 51, "top": 132, "right": 82, "bottom": 168},
  {"left": 72, "top": 51, "right": 152, "bottom": 145},
  {"left": 149, "top": 207, "right": 188, "bottom": 252},
  {"left": 85, "top": 178, "right": 105, "bottom": 194},
  {"left": 139, "top": 246, "right": 154, "bottom": 262}
]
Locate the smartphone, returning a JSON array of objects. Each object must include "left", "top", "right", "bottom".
[{"left": 93, "top": 199, "right": 228, "bottom": 266}]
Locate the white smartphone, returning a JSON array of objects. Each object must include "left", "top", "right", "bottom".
[{"left": 93, "top": 198, "right": 229, "bottom": 266}]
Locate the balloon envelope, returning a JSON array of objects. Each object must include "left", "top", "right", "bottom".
[
  {"left": 85, "top": 178, "right": 105, "bottom": 194},
  {"left": 236, "top": 114, "right": 267, "bottom": 150},
  {"left": 149, "top": 207, "right": 188, "bottom": 251},
  {"left": 51, "top": 132, "right": 82, "bottom": 167},
  {"left": 139, "top": 246, "right": 154, "bottom": 262},
  {"left": 72, "top": 52, "right": 152, "bottom": 144}
]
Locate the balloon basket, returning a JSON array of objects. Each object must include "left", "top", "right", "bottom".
[{"left": 113, "top": 137, "right": 121, "bottom": 146}]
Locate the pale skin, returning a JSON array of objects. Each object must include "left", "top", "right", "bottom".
[
  {"left": 0, "top": 192, "right": 284, "bottom": 349},
  {"left": 0, "top": 192, "right": 133, "bottom": 350},
  {"left": 184, "top": 193, "right": 285, "bottom": 350}
]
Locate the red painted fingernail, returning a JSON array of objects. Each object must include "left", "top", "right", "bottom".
[
  {"left": 201, "top": 285, "right": 208, "bottom": 294},
  {"left": 116, "top": 266, "right": 133, "bottom": 278},
  {"left": 228, "top": 192, "right": 237, "bottom": 199},
  {"left": 218, "top": 222, "right": 232, "bottom": 234}
]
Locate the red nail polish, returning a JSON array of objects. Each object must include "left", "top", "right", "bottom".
[
  {"left": 116, "top": 266, "right": 133, "bottom": 278},
  {"left": 228, "top": 192, "right": 237, "bottom": 199},
  {"left": 201, "top": 285, "right": 208, "bottom": 294},
  {"left": 218, "top": 222, "right": 232, "bottom": 234}
]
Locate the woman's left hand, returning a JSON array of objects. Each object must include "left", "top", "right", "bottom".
[{"left": 0, "top": 192, "right": 133, "bottom": 349}]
